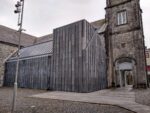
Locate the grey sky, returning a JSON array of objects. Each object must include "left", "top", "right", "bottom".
[{"left": 0, "top": 0, "right": 149, "bottom": 48}]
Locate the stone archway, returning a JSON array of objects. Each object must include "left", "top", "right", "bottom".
[{"left": 115, "top": 57, "right": 136, "bottom": 88}]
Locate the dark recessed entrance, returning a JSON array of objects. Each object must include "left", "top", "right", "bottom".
[{"left": 115, "top": 58, "right": 135, "bottom": 88}]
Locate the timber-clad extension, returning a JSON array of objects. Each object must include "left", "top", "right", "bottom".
[
  {"left": 4, "top": 41, "right": 52, "bottom": 89},
  {"left": 51, "top": 20, "right": 107, "bottom": 92},
  {"left": 4, "top": 20, "right": 107, "bottom": 92}
]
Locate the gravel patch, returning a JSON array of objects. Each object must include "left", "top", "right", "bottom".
[
  {"left": 0, "top": 87, "right": 135, "bottom": 113},
  {"left": 135, "top": 88, "right": 150, "bottom": 106}
]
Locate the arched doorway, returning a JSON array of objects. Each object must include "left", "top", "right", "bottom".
[{"left": 115, "top": 57, "right": 135, "bottom": 87}]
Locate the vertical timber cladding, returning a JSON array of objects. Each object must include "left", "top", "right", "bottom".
[
  {"left": 83, "top": 21, "right": 107, "bottom": 92},
  {"left": 4, "top": 56, "right": 51, "bottom": 89},
  {"left": 52, "top": 20, "right": 107, "bottom": 93}
]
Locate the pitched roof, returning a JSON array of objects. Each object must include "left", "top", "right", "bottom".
[
  {"left": 0, "top": 25, "right": 37, "bottom": 46},
  {"left": 8, "top": 41, "right": 53, "bottom": 61},
  {"left": 35, "top": 34, "right": 53, "bottom": 44}
]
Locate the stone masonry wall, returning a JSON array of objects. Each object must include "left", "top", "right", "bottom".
[
  {"left": 111, "top": 31, "right": 136, "bottom": 60},
  {"left": 106, "top": 0, "right": 147, "bottom": 87},
  {"left": 0, "top": 42, "right": 17, "bottom": 86},
  {"left": 111, "top": 29, "right": 147, "bottom": 87},
  {"left": 106, "top": 0, "right": 140, "bottom": 34}
]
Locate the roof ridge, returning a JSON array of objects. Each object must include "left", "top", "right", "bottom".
[
  {"left": 0, "top": 24, "right": 37, "bottom": 38},
  {"left": 0, "top": 24, "right": 37, "bottom": 46}
]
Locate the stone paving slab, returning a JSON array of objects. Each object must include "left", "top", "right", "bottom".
[{"left": 30, "top": 89, "right": 150, "bottom": 113}]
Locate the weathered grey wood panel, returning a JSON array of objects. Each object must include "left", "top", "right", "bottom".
[
  {"left": 4, "top": 56, "right": 51, "bottom": 90},
  {"left": 51, "top": 20, "right": 107, "bottom": 92}
]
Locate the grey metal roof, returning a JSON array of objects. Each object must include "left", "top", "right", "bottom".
[{"left": 9, "top": 41, "right": 53, "bottom": 60}]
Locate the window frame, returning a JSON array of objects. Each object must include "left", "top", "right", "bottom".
[
  {"left": 146, "top": 52, "right": 149, "bottom": 58},
  {"left": 117, "top": 10, "right": 128, "bottom": 26}
]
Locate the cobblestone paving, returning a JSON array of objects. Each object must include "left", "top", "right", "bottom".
[{"left": 0, "top": 87, "right": 134, "bottom": 113}]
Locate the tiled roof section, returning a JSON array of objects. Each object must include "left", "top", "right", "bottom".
[
  {"left": 0, "top": 25, "right": 36, "bottom": 46},
  {"left": 9, "top": 41, "right": 53, "bottom": 60},
  {"left": 35, "top": 34, "right": 53, "bottom": 44},
  {"left": 91, "top": 19, "right": 107, "bottom": 34}
]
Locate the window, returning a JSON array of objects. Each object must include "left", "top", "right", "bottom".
[
  {"left": 146, "top": 52, "right": 149, "bottom": 58},
  {"left": 117, "top": 10, "right": 127, "bottom": 25}
]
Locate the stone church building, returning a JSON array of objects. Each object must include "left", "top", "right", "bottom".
[
  {"left": 3, "top": 0, "right": 148, "bottom": 92},
  {"left": 106, "top": 0, "right": 148, "bottom": 88}
]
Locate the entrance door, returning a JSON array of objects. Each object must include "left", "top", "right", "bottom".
[
  {"left": 117, "top": 62, "right": 133, "bottom": 87},
  {"left": 119, "top": 70, "right": 133, "bottom": 87}
]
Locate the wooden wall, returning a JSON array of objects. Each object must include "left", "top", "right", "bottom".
[
  {"left": 4, "top": 56, "right": 51, "bottom": 90},
  {"left": 51, "top": 20, "right": 107, "bottom": 92},
  {"left": 4, "top": 20, "right": 107, "bottom": 92}
]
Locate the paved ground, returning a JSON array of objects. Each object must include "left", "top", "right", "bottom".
[
  {"left": 0, "top": 87, "right": 134, "bottom": 113},
  {"left": 135, "top": 88, "right": 150, "bottom": 106},
  {"left": 31, "top": 86, "right": 150, "bottom": 113}
]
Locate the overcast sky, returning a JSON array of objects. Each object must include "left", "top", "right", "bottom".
[{"left": 0, "top": 0, "right": 150, "bottom": 48}]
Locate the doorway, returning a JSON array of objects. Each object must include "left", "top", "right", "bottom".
[
  {"left": 115, "top": 58, "right": 135, "bottom": 88},
  {"left": 119, "top": 70, "right": 133, "bottom": 87}
]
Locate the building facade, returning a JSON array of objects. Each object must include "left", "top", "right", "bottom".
[
  {"left": 106, "top": 0, "right": 148, "bottom": 88},
  {"left": 3, "top": 0, "right": 148, "bottom": 91},
  {"left": 4, "top": 20, "right": 108, "bottom": 93},
  {"left": 51, "top": 20, "right": 107, "bottom": 92}
]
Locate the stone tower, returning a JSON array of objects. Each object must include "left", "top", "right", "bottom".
[{"left": 105, "top": 0, "right": 148, "bottom": 88}]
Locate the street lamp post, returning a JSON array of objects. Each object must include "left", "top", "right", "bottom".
[{"left": 12, "top": 0, "right": 25, "bottom": 113}]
